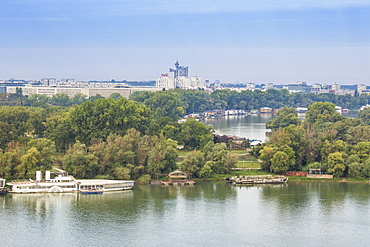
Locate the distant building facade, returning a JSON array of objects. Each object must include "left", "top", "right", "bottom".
[
  {"left": 357, "top": 84, "right": 367, "bottom": 94},
  {"left": 156, "top": 74, "right": 175, "bottom": 89},
  {"left": 7, "top": 86, "right": 161, "bottom": 98},
  {"left": 169, "top": 61, "right": 188, "bottom": 78},
  {"left": 156, "top": 61, "right": 205, "bottom": 89},
  {"left": 287, "top": 81, "right": 311, "bottom": 93}
]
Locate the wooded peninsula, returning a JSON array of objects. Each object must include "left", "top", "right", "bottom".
[{"left": 1, "top": 88, "right": 370, "bottom": 182}]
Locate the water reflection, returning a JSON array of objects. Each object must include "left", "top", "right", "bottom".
[{"left": 1, "top": 182, "right": 370, "bottom": 246}]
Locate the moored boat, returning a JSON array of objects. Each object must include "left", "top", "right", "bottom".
[
  {"left": 226, "top": 175, "right": 288, "bottom": 185},
  {"left": 80, "top": 189, "right": 103, "bottom": 194},
  {"left": 7, "top": 170, "right": 134, "bottom": 194}
]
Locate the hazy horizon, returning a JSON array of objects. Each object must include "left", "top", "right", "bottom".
[{"left": 1, "top": 1, "right": 369, "bottom": 84}]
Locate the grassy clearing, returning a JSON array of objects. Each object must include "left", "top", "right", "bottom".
[
  {"left": 176, "top": 149, "right": 261, "bottom": 169},
  {"left": 176, "top": 150, "right": 189, "bottom": 157},
  {"left": 230, "top": 149, "right": 249, "bottom": 155},
  {"left": 235, "top": 161, "right": 261, "bottom": 168},
  {"left": 214, "top": 170, "right": 272, "bottom": 180}
]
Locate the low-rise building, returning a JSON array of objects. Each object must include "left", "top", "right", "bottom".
[{"left": 7, "top": 86, "right": 161, "bottom": 98}]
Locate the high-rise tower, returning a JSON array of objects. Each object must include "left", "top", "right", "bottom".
[{"left": 169, "top": 61, "right": 188, "bottom": 78}]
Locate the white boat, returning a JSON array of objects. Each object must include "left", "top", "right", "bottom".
[{"left": 7, "top": 170, "right": 134, "bottom": 194}]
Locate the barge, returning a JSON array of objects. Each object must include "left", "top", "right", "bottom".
[
  {"left": 161, "top": 180, "right": 196, "bottom": 185},
  {"left": 226, "top": 175, "right": 288, "bottom": 184},
  {"left": 7, "top": 170, "right": 134, "bottom": 194}
]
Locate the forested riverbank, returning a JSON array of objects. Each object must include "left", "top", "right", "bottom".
[
  {"left": 1, "top": 89, "right": 370, "bottom": 182},
  {"left": 253, "top": 103, "right": 370, "bottom": 179}
]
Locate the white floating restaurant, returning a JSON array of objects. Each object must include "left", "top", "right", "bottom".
[{"left": 7, "top": 169, "right": 134, "bottom": 193}]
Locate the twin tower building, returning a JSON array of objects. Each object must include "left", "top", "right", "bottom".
[{"left": 156, "top": 61, "right": 205, "bottom": 90}]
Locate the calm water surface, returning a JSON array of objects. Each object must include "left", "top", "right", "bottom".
[
  {"left": 1, "top": 182, "right": 370, "bottom": 247},
  {"left": 203, "top": 114, "right": 274, "bottom": 141},
  {"left": 203, "top": 112, "right": 358, "bottom": 142}
]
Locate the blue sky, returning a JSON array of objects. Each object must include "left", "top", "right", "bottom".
[{"left": 0, "top": 0, "right": 369, "bottom": 84}]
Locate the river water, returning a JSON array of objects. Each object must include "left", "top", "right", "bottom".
[
  {"left": 2, "top": 113, "right": 368, "bottom": 246},
  {"left": 203, "top": 112, "right": 358, "bottom": 142},
  {"left": 1, "top": 182, "right": 370, "bottom": 247},
  {"left": 203, "top": 114, "right": 274, "bottom": 141}
]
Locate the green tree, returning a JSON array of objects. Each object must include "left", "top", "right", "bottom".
[
  {"left": 72, "top": 93, "right": 88, "bottom": 105},
  {"left": 266, "top": 107, "right": 301, "bottom": 130},
  {"left": 17, "top": 147, "right": 41, "bottom": 178},
  {"left": 51, "top": 94, "right": 72, "bottom": 107},
  {"left": 358, "top": 107, "right": 370, "bottom": 125},
  {"left": 113, "top": 166, "right": 131, "bottom": 180},
  {"left": 63, "top": 141, "right": 99, "bottom": 178},
  {"left": 204, "top": 143, "right": 237, "bottom": 174},
  {"left": 179, "top": 118, "right": 213, "bottom": 150},
  {"left": 44, "top": 114, "right": 76, "bottom": 151},
  {"left": 0, "top": 106, "right": 30, "bottom": 136},
  {"left": 259, "top": 146, "right": 275, "bottom": 171},
  {"left": 143, "top": 92, "right": 185, "bottom": 121},
  {"left": 0, "top": 122, "right": 17, "bottom": 150},
  {"left": 27, "top": 94, "right": 50, "bottom": 108},
  {"left": 198, "top": 162, "right": 213, "bottom": 178},
  {"left": 352, "top": 142, "right": 370, "bottom": 160},
  {"left": 270, "top": 151, "right": 291, "bottom": 173},
  {"left": 305, "top": 102, "right": 342, "bottom": 124},
  {"left": 347, "top": 162, "right": 364, "bottom": 179},
  {"left": 27, "top": 138, "right": 56, "bottom": 171},
  {"left": 109, "top": 93, "right": 123, "bottom": 100},
  {"left": 327, "top": 152, "right": 346, "bottom": 177},
  {"left": 180, "top": 151, "right": 205, "bottom": 175},
  {"left": 68, "top": 98, "right": 152, "bottom": 144},
  {"left": 147, "top": 134, "right": 178, "bottom": 176}
]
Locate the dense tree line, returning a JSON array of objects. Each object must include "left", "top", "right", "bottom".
[
  {"left": 3, "top": 87, "right": 370, "bottom": 181},
  {"left": 0, "top": 95, "right": 237, "bottom": 181},
  {"left": 254, "top": 102, "right": 370, "bottom": 179},
  {"left": 2, "top": 88, "right": 369, "bottom": 113},
  {"left": 131, "top": 89, "right": 370, "bottom": 114},
  {"left": 0, "top": 90, "right": 103, "bottom": 107}
]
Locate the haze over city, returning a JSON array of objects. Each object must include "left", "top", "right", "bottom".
[{"left": 1, "top": 0, "right": 369, "bottom": 84}]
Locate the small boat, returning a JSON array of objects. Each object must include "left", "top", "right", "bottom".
[
  {"left": 0, "top": 188, "right": 8, "bottom": 195},
  {"left": 80, "top": 189, "right": 103, "bottom": 195}
]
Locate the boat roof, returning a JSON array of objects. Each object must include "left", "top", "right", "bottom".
[{"left": 76, "top": 179, "right": 134, "bottom": 185}]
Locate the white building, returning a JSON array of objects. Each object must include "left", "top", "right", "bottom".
[
  {"left": 7, "top": 86, "right": 161, "bottom": 98},
  {"left": 41, "top": 78, "right": 57, "bottom": 86},
  {"left": 174, "top": 76, "right": 189, "bottom": 88},
  {"left": 357, "top": 84, "right": 366, "bottom": 94},
  {"left": 156, "top": 74, "right": 175, "bottom": 89},
  {"left": 190, "top": 76, "right": 205, "bottom": 89},
  {"left": 332, "top": 82, "right": 340, "bottom": 92},
  {"left": 246, "top": 83, "right": 255, "bottom": 89}
]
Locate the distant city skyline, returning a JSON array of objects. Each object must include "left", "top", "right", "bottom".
[{"left": 1, "top": 1, "right": 369, "bottom": 84}]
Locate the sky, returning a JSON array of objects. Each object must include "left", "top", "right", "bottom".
[{"left": 0, "top": 0, "right": 370, "bottom": 84}]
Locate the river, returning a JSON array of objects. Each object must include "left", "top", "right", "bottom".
[
  {"left": 202, "top": 114, "right": 274, "bottom": 141},
  {"left": 1, "top": 113, "right": 368, "bottom": 246},
  {"left": 203, "top": 112, "right": 358, "bottom": 142},
  {"left": 1, "top": 182, "right": 370, "bottom": 246}
]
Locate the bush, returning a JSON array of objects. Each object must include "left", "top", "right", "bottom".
[{"left": 137, "top": 174, "right": 151, "bottom": 184}]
